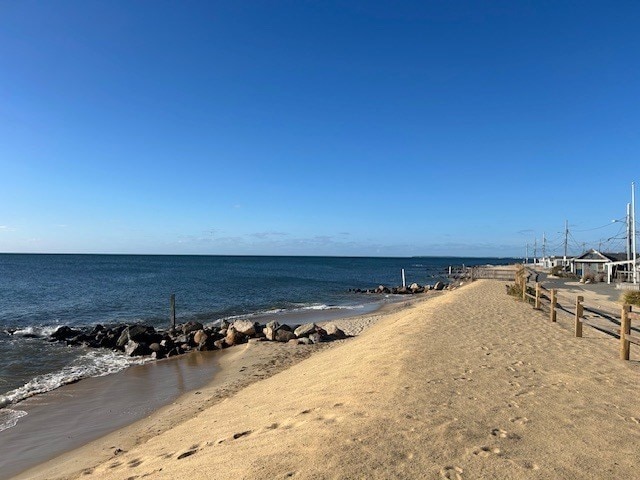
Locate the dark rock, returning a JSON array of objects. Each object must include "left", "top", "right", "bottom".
[
  {"left": 128, "top": 325, "right": 156, "bottom": 342},
  {"left": 182, "top": 321, "right": 204, "bottom": 335},
  {"left": 434, "top": 281, "right": 445, "bottom": 291},
  {"left": 174, "top": 334, "right": 188, "bottom": 344},
  {"left": 51, "top": 326, "right": 82, "bottom": 341},
  {"left": 308, "top": 332, "right": 328, "bottom": 344},
  {"left": 213, "top": 339, "right": 226, "bottom": 349},
  {"left": 89, "top": 324, "right": 105, "bottom": 336},
  {"left": 275, "top": 329, "right": 296, "bottom": 343},
  {"left": 124, "top": 340, "right": 149, "bottom": 357}
]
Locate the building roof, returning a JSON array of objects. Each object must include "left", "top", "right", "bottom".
[{"left": 574, "top": 249, "right": 627, "bottom": 262}]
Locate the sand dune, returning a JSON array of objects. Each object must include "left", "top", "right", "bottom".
[{"left": 20, "top": 280, "right": 640, "bottom": 479}]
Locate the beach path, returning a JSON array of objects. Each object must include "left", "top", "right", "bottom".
[{"left": 22, "top": 280, "right": 640, "bottom": 479}]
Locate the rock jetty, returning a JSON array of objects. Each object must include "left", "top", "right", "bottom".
[
  {"left": 48, "top": 320, "right": 348, "bottom": 359},
  {"left": 349, "top": 281, "right": 449, "bottom": 295}
]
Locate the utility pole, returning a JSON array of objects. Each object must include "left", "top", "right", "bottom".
[
  {"left": 626, "top": 203, "right": 632, "bottom": 262},
  {"left": 534, "top": 238, "right": 538, "bottom": 265},
  {"left": 525, "top": 243, "right": 529, "bottom": 264},
  {"left": 542, "top": 232, "right": 546, "bottom": 260},
  {"left": 632, "top": 182, "right": 637, "bottom": 284},
  {"left": 564, "top": 220, "right": 569, "bottom": 267}
]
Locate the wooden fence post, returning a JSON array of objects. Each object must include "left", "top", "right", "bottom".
[
  {"left": 170, "top": 294, "right": 176, "bottom": 330},
  {"left": 621, "top": 305, "right": 631, "bottom": 361},
  {"left": 550, "top": 289, "right": 557, "bottom": 322},
  {"left": 574, "top": 296, "right": 584, "bottom": 337},
  {"left": 470, "top": 267, "right": 474, "bottom": 282},
  {"left": 535, "top": 282, "right": 541, "bottom": 309},
  {"left": 522, "top": 278, "right": 527, "bottom": 302}
]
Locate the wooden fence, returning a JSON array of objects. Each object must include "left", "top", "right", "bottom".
[
  {"left": 519, "top": 276, "right": 640, "bottom": 361},
  {"left": 449, "top": 265, "right": 516, "bottom": 281}
]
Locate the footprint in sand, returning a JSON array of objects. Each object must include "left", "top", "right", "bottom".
[
  {"left": 473, "top": 446, "right": 501, "bottom": 457},
  {"left": 630, "top": 417, "right": 640, "bottom": 424},
  {"left": 440, "top": 466, "right": 464, "bottom": 479},
  {"left": 128, "top": 459, "right": 143, "bottom": 468},
  {"left": 509, "top": 416, "right": 530, "bottom": 425},
  {"left": 490, "top": 428, "right": 508, "bottom": 438}
]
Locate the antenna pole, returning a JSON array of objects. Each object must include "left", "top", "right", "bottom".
[
  {"left": 564, "top": 220, "right": 569, "bottom": 267},
  {"left": 632, "top": 182, "right": 637, "bottom": 284}
]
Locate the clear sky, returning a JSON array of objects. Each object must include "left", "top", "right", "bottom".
[{"left": 1, "top": 1, "right": 639, "bottom": 257}]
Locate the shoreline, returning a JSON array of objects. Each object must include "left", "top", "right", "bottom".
[
  {"left": 15, "top": 278, "right": 640, "bottom": 479},
  {"left": 6, "top": 292, "right": 434, "bottom": 479}
]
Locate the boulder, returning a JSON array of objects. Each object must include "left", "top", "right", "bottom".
[
  {"left": 124, "top": 340, "right": 149, "bottom": 357},
  {"left": 264, "top": 321, "right": 280, "bottom": 341},
  {"left": 434, "top": 281, "right": 445, "bottom": 291},
  {"left": 225, "top": 326, "right": 244, "bottom": 346},
  {"left": 233, "top": 320, "right": 256, "bottom": 337},
  {"left": 149, "top": 342, "right": 162, "bottom": 353},
  {"left": 182, "top": 321, "right": 204, "bottom": 335},
  {"left": 115, "top": 325, "right": 157, "bottom": 348},
  {"left": 375, "top": 285, "right": 391, "bottom": 294},
  {"left": 324, "top": 323, "right": 347, "bottom": 339},
  {"left": 275, "top": 329, "right": 296, "bottom": 343},
  {"left": 127, "top": 325, "right": 155, "bottom": 342},
  {"left": 308, "top": 332, "right": 328, "bottom": 344},
  {"left": 294, "top": 323, "right": 316, "bottom": 338},
  {"left": 193, "top": 330, "right": 208, "bottom": 345},
  {"left": 50, "top": 326, "right": 82, "bottom": 341}
]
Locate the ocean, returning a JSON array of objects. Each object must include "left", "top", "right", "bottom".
[{"left": 0, "top": 254, "right": 515, "bottom": 433}]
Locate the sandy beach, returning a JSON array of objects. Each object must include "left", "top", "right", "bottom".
[{"left": 15, "top": 280, "right": 640, "bottom": 479}]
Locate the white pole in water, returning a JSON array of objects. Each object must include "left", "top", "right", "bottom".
[
  {"left": 632, "top": 182, "right": 637, "bottom": 284},
  {"left": 449, "top": 265, "right": 452, "bottom": 275},
  {"left": 401, "top": 268, "right": 406, "bottom": 288}
]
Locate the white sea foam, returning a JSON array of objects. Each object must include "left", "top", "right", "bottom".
[
  {"left": 1, "top": 350, "right": 150, "bottom": 408},
  {"left": 211, "top": 303, "right": 367, "bottom": 325},
  {"left": 0, "top": 408, "right": 27, "bottom": 432},
  {"left": 11, "top": 325, "right": 60, "bottom": 337}
]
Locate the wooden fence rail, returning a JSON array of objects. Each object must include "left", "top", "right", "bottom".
[{"left": 519, "top": 276, "right": 639, "bottom": 362}]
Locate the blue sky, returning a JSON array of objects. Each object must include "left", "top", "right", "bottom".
[{"left": 1, "top": 1, "right": 639, "bottom": 257}]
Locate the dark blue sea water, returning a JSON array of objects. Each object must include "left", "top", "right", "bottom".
[{"left": 0, "top": 254, "right": 515, "bottom": 431}]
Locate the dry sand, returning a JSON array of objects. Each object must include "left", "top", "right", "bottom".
[{"left": 17, "top": 281, "right": 640, "bottom": 479}]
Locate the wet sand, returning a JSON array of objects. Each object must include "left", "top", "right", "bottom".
[{"left": 0, "top": 351, "right": 223, "bottom": 479}]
